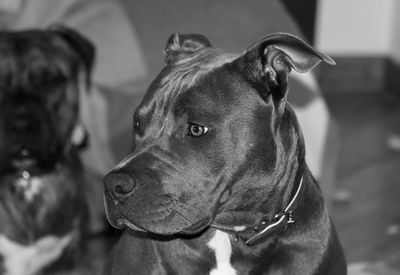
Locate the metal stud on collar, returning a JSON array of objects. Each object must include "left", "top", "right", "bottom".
[{"left": 274, "top": 210, "right": 295, "bottom": 224}]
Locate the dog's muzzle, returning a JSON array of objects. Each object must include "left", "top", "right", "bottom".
[{"left": 0, "top": 100, "right": 61, "bottom": 172}]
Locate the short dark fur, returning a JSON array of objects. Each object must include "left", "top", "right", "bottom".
[
  {"left": 0, "top": 25, "right": 94, "bottom": 274},
  {"left": 103, "top": 33, "right": 346, "bottom": 274}
]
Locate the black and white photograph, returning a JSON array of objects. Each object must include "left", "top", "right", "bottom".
[{"left": 0, "top": 0, "right": 399, "bottom": 274}]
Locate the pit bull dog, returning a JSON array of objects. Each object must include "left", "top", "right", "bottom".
[
  {"left": 103, "top": 33, "right": 347, "bottom": 274},
  {"left": 0, "top": 26, "right": 94, "bottom": 275}
]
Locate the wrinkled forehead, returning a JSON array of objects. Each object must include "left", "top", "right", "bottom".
[
  {"left": 142, "top": 49, "right": 238, "bottom": 107},
  {"left": 0, "top": 32, "right": 79, "bottom": 88}
]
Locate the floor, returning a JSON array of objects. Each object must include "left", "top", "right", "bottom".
[{"left": 326, "top": 92, "right": 400, "bottom": 274}]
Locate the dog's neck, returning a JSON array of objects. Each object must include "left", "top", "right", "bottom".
[
  {"left": 210, "top": 105, "right": 306, "bottom": 236},
  {"left": 211, "top": 166, "right": 306, "bottom": 248},
  {"left": 205, "top": 105, "right": 327, "bottom": 272},
  {"left": 259, "top": 104, "right": 306, "bottom": 221},
  {"left": 227, "top": 169, "right": 328, "bottom": 274},
  {"left": 145, "top": 169, "right": 327, "bottom": 274}
]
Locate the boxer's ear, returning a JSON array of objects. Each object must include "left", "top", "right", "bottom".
[
  {"left": 50, "top": 24, "right": 96, "bottom": 87},
  {"left": 234, "top": 33, "right": 334, "bottom": 106},
  {"left": 164, "top": 33, "right": 212, "bottom": 65},
  {"left": 71, "top": 122, "right": 89, "bottom": 149}
]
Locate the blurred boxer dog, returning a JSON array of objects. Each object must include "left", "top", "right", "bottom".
[{"left": 0, "top": 25, "right": 94, "bottom": 275}]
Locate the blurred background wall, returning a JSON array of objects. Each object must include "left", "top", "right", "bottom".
[
  {"left": 316, "top": 0, "right": 400, "bottom": 59},
  {"left": 315, "top": 0, "right": 400, "bottom": 93}
]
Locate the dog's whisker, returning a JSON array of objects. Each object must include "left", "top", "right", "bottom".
[
  {"left": 172, "top": 208, "right": 194, "bottom": 224},
  {"left": 176, "top": 201, "right": 204, "bottom": 214}
]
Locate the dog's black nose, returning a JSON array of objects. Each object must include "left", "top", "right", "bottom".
[{"left": 104, "top": 172, "right": 137, "bottom": 199}]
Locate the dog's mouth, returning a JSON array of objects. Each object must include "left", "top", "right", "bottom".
[
  {"left": 11, "top": 157, "right": 37, "bottom": 170},
  {"left": 105, "top": 199, "right": 213, "bottom": 236},
  {"left": 6, "top": 147, "right": 60, "bottom": 173},
  {"left": 11, "top": 149, "right": 38, "bottom": 167},
  {"left": 116, "top": 218, "right": 148, "bottom": 233},
  {"left": 115, "top": 217, "right": 211, "bottom": 236},
  {"left": 180, "top": 218, "right": 211, "bottom": 235}
]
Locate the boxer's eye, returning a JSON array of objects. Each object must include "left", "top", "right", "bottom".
[{"left": 188, "top": 123, "right": 209, "bottom": 137}]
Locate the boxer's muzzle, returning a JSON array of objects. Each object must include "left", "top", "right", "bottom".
[{"left": 5, "top": 99, "right": 57, "bottom": 155}]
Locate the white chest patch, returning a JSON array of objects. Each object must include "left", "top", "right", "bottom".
[
  {"left": 0, "top": 233, "right": 73, "bottom": 275},
  {"left": 207, "top": 230, "right": 237, "bottom": 275},
  {"left": 15, "top": 175, "right": 43, "bottom": 202}
]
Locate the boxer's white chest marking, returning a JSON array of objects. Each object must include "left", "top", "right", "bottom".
[
  {"left": 207, "top": 230, "right": 237, "bottom": 275},
  {"left": 15, "top": 174, "right": 43, "bottom": 202},
  {"left": 0, "top": 233, "right": 73, "bottom": 275}
]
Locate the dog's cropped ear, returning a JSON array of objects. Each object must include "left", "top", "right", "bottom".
[
  {"left": 164, "top": 33, "right": 212, "bottom": 65},
  {"left": 234, "top": 33, "right": 334, "bottom": 108},
  {"left": 50, "top": 24, "right": 96, "bottom": 87}
]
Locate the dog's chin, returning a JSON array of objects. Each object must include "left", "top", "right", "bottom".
[
  {"left": 104, "top": 197, "right": 212, "bottom": 235},
  {"left": 107, "top": 211, "right": 211, "bottom": 236},
  {"left": 179, "top": 218, "right": 211, "bottom": 235},
  {"left": 116, "top": 218, "right": 211, "bottom": 236}
]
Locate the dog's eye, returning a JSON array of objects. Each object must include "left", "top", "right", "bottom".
[
  {"left": 188, "top": 123, "right": 209, "bottom": 137},
  {"left": 133, "top": 112, "right": 140, "bottom": 131},
  {"left": 134, "top": 120, "right": 140, "bottom": 130}
]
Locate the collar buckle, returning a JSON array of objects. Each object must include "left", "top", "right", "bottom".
[{"left": 275, "top": 210, "right": 295, "bottom": 224}]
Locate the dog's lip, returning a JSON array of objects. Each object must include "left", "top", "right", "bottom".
[
  {"left": 117, "top": 218, "right": 211, "bottom": 236},
  {"left": 11, "top": 157, "right": 37, "bottom": 169},
  {"left": 180, "top": 218, "right": 211, "bottom": 234},
  {"left": 11, "top": 149, "right": 38, "bottom": 164},
  {"left": 117, "top": 218, "right": 148, "bottom": 233},
  {"left": 104, "top": 190, "right": 116, "bottom": 203}
]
